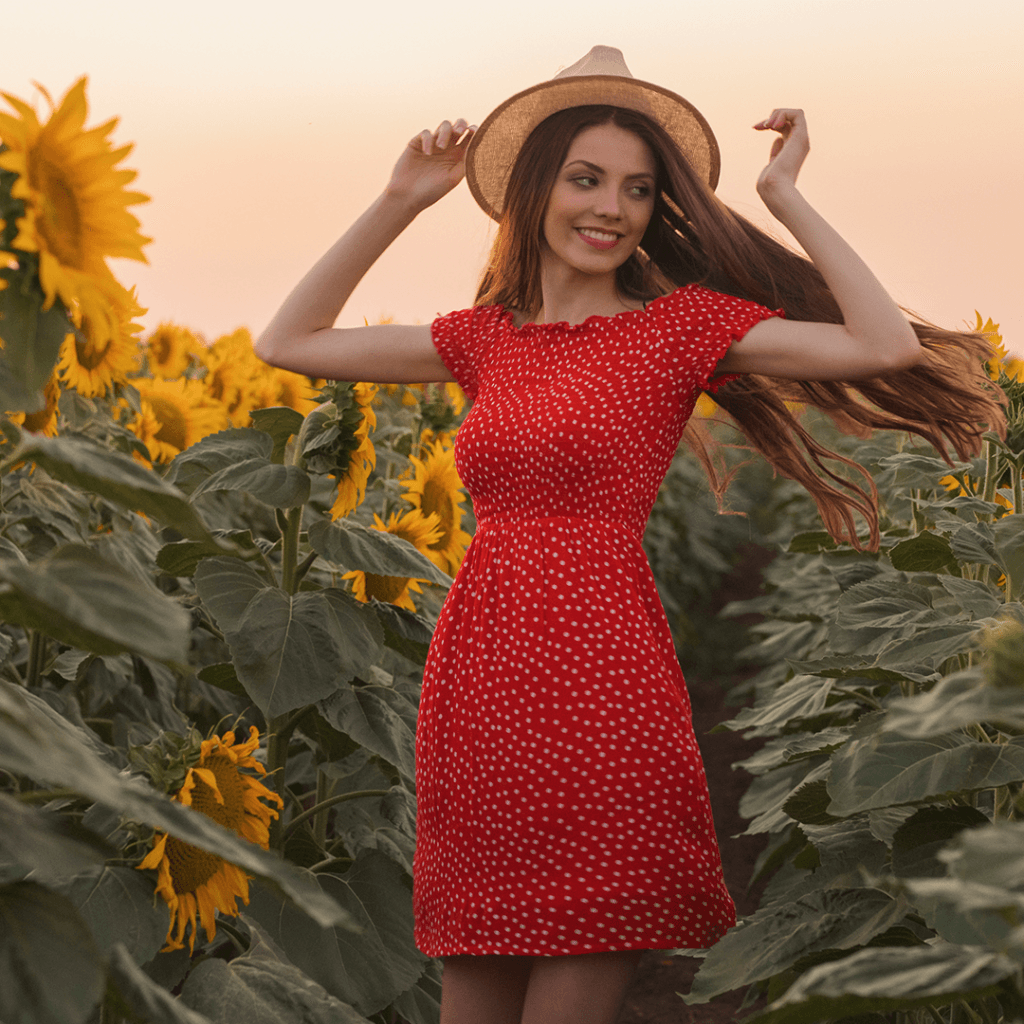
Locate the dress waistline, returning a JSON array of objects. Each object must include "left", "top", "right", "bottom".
[{"left": 475, "top": 512, "right": 640, "bottom": 542}]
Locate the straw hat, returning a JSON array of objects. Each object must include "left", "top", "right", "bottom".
[{"left": 465, "top": 45, "right": 720, "bottom": 221}]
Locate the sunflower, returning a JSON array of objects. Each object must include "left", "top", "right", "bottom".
[
  {"left": 137, "top": 727, "right": 282, "bottom": 952},
  {"left": 254, "top": 365, "right": 323, "bottom": 418},
  {"left": 127, "top": 377, "right": 227, "bottom": 463},
  {"left": 0, "top": 78, "right": 149, "bottom": 327},
  {"left": 7, "top": 372, "right": 60, "bottom": 436},
  {"left": 57, "top": 282, "right": 144, "bottom": 397},
  {"left": 403, "top": 439, "right": 472, "bottom": 574},
  {"left": 329, "top": 383, "right": 378, "bottom": 519},
  {"left": 343, "top": 509, "right": 442, "bottom": 611},
  {"left": 143, "top": 322, "right": 201, "bottom": 380}
]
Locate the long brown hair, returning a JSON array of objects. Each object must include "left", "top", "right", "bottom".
[{"left": 475, "top": 105, "right": 1006, "bottom": 548}]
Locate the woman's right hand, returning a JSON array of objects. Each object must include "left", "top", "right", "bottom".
[{"left": 385, "top": 119, "right": 476, "bottom": 213}]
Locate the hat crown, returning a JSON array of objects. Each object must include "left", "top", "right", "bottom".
[{"left": 554, "top": 45, "right": 634, "bottom": 82}]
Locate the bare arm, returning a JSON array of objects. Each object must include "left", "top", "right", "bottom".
[
  {"left": 254, "top": 119, "right": 475, "bottom": 383},
  {"left": 716, "top": 109, "right": 923, "bottom": 381}
]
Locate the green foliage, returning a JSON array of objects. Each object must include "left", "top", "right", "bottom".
[{"left": 692, "top": 412, "right": 1024, "bottom": 1023}]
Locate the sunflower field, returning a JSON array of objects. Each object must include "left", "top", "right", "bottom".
[{"left": 1, "top": 77, "right": 1023, "bottom": 1024}]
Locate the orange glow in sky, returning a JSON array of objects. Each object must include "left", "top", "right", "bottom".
[{"left": 6, "top": 0, "right": 1023, "bottom": 353}]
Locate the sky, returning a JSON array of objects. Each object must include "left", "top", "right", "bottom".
[{"left": 5, "top": 0, "right": 1023, "bottom": 354}]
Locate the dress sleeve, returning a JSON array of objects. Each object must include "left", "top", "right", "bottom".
[
  {"left": 431, "top": 306, "right": 482, "bottom": 402},
  {"left": 657, "top": 284, "right": 784, "bottom": 394}
]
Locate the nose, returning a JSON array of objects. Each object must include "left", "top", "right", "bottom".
[{"left": 592, "top": 184, "right": 623, "bottom": 220}]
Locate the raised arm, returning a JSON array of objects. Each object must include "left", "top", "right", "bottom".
[
  {"left": 254, "top": 119, "right": 475, "bottom": 383},
  {"left": 715, "top": 109, "right": 923, "bottom": 381}
]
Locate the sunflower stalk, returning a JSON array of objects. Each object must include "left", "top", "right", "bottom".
[
  {"left": 313, "top": 768, "right": 333, "bottom": 847},
  {"left": 282, "top": 789, "right": 391, "bottom": 841},
  {"left": 24, "top": 628, "right": 46, "bottom": 689},
  {"left": 15, "top": 787, "right": 81, "bottom": 804}
]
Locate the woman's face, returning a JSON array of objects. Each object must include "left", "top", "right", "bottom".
[{"left": 540, "top": 122, "right": 657, "bottom": 278}]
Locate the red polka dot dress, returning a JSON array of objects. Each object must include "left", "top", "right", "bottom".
[{"left": 413, "top": 283, "right": 781, "bottom": 957}]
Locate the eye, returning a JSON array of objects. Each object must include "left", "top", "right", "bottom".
[
  {"left": 629, "top": 184, "right": 652, "bottom": 198},
  {"left": 572, "top": 175, "right": 598, "bottom": 188}
]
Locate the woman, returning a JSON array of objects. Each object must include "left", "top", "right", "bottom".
[{"left": 256, "top": 47, "right": 1002, "bottom": 1024}]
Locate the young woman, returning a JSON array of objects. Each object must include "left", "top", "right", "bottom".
[{"left": 256, "top": 46, "right": 1002, "bottom": 1024}]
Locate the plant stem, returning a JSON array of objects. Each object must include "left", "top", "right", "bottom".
[
  {"left": 283, "top": 789, "right": 390, "bottom": 840},
  {"left": 308, "top": 855, "right": 354, "bottom": 873},
  {"left": 925, "top": 1006, "right": 947, "bottom": 1024},
  {"left": 313, "top": 768, "right": 333, "bottom": 847},
  {"left": 266, "top": 715, "right": 290, "bottom": 851},
  {"left": 980, "top": 438, "right": 1000, "bottom": 507},
  {"left": 25, "top": 629, "right": 46, "bottom": 689},
  {"left": 15, "top": 787, "right": 80, "bottom": 804},
  {"left": 280, "top": 505, "right": 303, "bottom": 596}
]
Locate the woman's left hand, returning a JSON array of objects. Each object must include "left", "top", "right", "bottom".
[{"left": 753, "top": 108, "right": 810, "bottom": 201}]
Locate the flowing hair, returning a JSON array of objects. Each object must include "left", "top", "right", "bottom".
[{"left": 475, "top": 105, "right": 1006, "bottom": 549}]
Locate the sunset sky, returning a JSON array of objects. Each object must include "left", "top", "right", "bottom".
[{"left": 7, "top": 0, "right": 1023, "bottom": 353}]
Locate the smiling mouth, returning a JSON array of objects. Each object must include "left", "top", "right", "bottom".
[{"left": 576, "top": 227, "right": 620, "bottom": 249}]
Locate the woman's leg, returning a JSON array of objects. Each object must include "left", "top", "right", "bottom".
[
  {"left": 440, "top": 954, "right": 535, "bottom": 1024},
  {"left": 520, "top": 950, "right": 644, "bottom": 1024}
]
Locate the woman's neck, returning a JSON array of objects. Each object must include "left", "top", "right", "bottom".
[{"left": 524, "top": 261, "right": 643, "bottom": 328}]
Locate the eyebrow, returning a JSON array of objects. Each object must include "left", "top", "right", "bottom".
[{"left": 563, "top": 159, "right": 655, "bottom": 181}]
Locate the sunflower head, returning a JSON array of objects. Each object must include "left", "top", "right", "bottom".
[
  {"left": 298, "top": 381, "right": 378, "bottom": 518},
  {"left": 0, "top": 78, "right": 149, "bottom": 330},
  {"left": 142, "top": 322, "right": 201, "bottom": 380},
  {"left": 127, "top": 376, "right": 228, "bottom": 463},
  {"left": 402, "top": 438, "right": 472, "bottom": 574},
  {"left": 343, "top": 509, "right": 443, "bottom": 611},
  {"left": 135, "top": 725, "right": 282, "bottom": 952},
  {"left": 6, "top": 372, "right": 60, "bottom": 435}
]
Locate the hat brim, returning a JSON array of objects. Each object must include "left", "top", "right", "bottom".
[{"left": 465, "top": 74, "right": 720, "bottom": 222}]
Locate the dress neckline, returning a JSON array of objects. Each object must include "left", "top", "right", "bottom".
[{"left": 496, "top": 286, "right": 687, "bottom": 336}]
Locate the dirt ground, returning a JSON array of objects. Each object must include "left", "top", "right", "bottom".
[{"left": 616, "top": 549, "right": 772, "bottom": 1024}]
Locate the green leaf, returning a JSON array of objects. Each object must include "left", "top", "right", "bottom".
[
  {"left": 717, "top": 676, "right": 835, "bottom": 737},
  {"left": 191, "top": 458, "right": 311, "bottom": 509},
  {"left": 0, "top": 681, "right": 353, "bottom": 932},
  {"left": 0, "top": 545, "right": 191, "bottom": 664},
  {"left": 787, "top": 531, "right": 837, "bottom": 554},
  {"left": 827, "top": 732, "right": 1024, "bottom": 816},
  {"left": 157, "top": 531, "right": 262, "bottom": 578},
  {"left": 882, "top": 668, "right": 1024, "bottom": 736},
  {"left": 165, "top": 428, "right": 273, "bottom": 493},
  {"left": 0, "top": 880, "right": 105, "bottom": 1024},
  {"left": 875, "top": 623, "right": 982, "bottom": 674},
  {"left": 877, "top": 452, "right": 971, "bottom": 489},
  {"left": 0, "top": 276, "right": 71, "bottom": 412},
  {"left": 891, "top": 805, "right": 990, "bottom": 879},
  {"left": 888, "top": 532, "right": 957, "bottom": 572},
  {"left": 196, "top": 662, "right": 248, "bottom": 697},
  {"left": 745, "top": 944, "right": 1018, "bottom": 1024},
  {"left": 737, "top": 728, "right": 853, "bottom": 776},
  {"left": 389, "top": 960, "right": 442, "bottom": 1024},
  {"left": 318, "top": 683, "right": 418, "bottom": 780},
  {"left": 106, "top": 943, "right": 213, "bottom": 1024},
  {"left": 50, "top": 866, "right": 169, "bottom": 966},
  {"left": 2, "top": 435, "right": 215, "bottom": 541},
  {"left": 250, "top": 407, "right": 306, "bottom": 464},
  {"left": 180, "top": 920, "right": 371, "bottom": 1024},
  {"left": 936, "top": 575, "right": 1003, "bottom": 620},
  {"left": 372, "top": 601, "right": 434, "bottom": 665},
  {"left": 783, "top": 779, "right": 844, "bottom": 827},
  {"left": 225, "top": 588, "right": 385, "bottom": 719},
  {"left": 194, "top": 557, "right": 270, "bottom": 633},
  {"left": 307, "top": 518, "right": 452, "bottom": 589},
  {"left": 686, "top": 889, "right": 907, "bottom": 1004},
  {"left": 246, "top": 852, "right": 426, "bottom": 1016},
  {"left": 0, "top": 792, "right": 115, "bottom": 878}
]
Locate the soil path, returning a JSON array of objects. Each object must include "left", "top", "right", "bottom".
[{"left": 616, "top": 547, "right": 772, "bottom": 1024}]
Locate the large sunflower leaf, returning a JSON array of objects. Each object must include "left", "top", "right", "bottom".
[
  {"left": 0, "top": 880, "right": 105, "bottom": 1024},
  {"left": 50, "top": 866, "right": 169, "bottom": 966},
  {"left": 193, "top": 557, "right": 270, "bottom": 633},
  {"left": 389, "top": 960, "right": 443, "bottom": 1024},
  {"left": 827, "top": 732, "right": 1024, "bottom": 816},
  {"left": 165, "top": 427, "right": 272, "bottom": 493},
  {"left": 0, "top": 682, "right": 353, "bottom": 931},
  {"left": 246, "top": 851, "right": 426, "bottom": 1016},
  {"left": 190, "top": 458, "right": 311, "bottom": 509},
  {"left": 686, "top": 889, "right": 907, "bottom": 1004},
  {"left": 180, "top": 920, "right": 371, "bottom": 1024},
  {"left": 250, "top": 407, "right": 307, "bottom": 464},
  {"left": 2, "top": 435, "right": 215, "bottom": 541},
  {"left": 881, "top": 668, "right": 1024, "bottom": 737},
  {"left": 0, "top": 545, "right": 191, "bottom": 664},
  {"left": 318, "top": 683, "right": 418, "bottom": 780},
  {"left": 307, "top": 519, "right": 452, "bottom": 588},
  {"left": 106, "top": 943, "right": 213, "bottom": 1024},
  {"left": 225, "top": 588, "right": 384, "bottom": 718},
  {"left": 0, "top": 276, "right": 71, "bottom": 411},
  {"left": 876, "top": 452, "right": 972, "bottom": 489},
  {"left": 744, "top": 944, "right": 1019, "bottom": 1024},
  {"left": 157, "top": 531, "right": 264, "bottom": 578}
]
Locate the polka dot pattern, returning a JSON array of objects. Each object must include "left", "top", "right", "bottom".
[{"left": 413, "top": 283, "right": 782, "bottom": 957}]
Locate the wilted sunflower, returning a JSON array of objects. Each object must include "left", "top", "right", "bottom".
[
  {"left": 143, "top": 322, "right": 201, "bottom": 380},
  {"left": 328, "top": 383, "right": 378, "bottom": 519},
  {"left": 403, "top": 438, "right": 472, "bottom": 574},
  {"left": 128, "top": 377, "right": 227, "bottom": 463},
  {"left": 57, "top": 282, "right": 144, "bottom": 397},
  {"left": 137, "top": 726, "right": 282, "bottom": 952},
  {"left": 0, "top": 78, "right": 149, "bottom": 327},
  {"left": 344, "top": 509, "right": 442, "bottom": 612}
]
